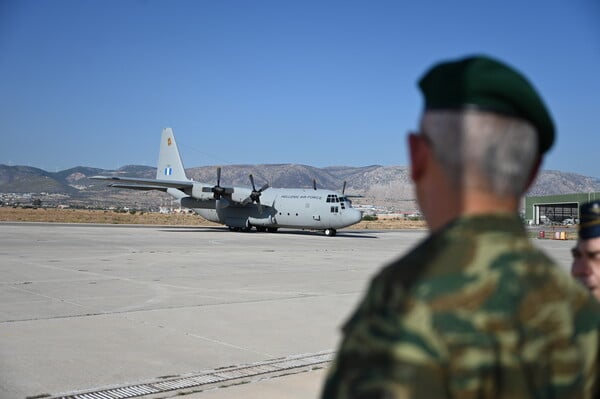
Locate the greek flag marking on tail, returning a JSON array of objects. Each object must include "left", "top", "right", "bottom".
[{"left": 164, "top": 167, "right": 173, "bottom": 176}]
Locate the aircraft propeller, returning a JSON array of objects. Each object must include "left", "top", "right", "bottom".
[
  {"left": 202, "top": 167, "right": 234, "bottom": 199},
  {"left": 313, "top": 179, "right": 317, "bottom": 190},
  {"left": 243, "top": 174, "right": 269, "bottom": 214}
]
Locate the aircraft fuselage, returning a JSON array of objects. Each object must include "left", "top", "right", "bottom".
[{"left": 188, "top": 187, "right": 362, "bottom": 234}]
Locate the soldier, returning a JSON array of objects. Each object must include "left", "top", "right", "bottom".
[
  {"left": 572, "top": 200, "right": 600, "bottom": 300},
  {"left": 321, "top": 56, "right": 600, "bottom": 399}
]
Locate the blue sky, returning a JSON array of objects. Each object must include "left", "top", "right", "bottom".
[{"left": 1, "top": 0, "right": 599, "bottom": 178}]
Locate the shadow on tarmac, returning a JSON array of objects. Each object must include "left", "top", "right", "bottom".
[{"left": 159, "top": 226, "right": 378, "bottom": 239}]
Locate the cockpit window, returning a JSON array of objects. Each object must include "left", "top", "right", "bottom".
[
  {"left": 339, "top": 196, "right": 352, "bottom": 206},
  {"left": 326, "top": 194, "right": 340, "bottom": 203}
]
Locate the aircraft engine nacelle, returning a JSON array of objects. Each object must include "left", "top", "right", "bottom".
[
  {"left": 230, "top": 188, "right": 252, "bottom": 203},
  {"left": 192, "top": 184, "right": 216, "bottom": 200},
  {"left": 181, "top": 197, "right": 214, "bottom": 209}
]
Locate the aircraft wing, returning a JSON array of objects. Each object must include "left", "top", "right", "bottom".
[
  {"left": 90, "top": 176, "right": 194, "bottom": 191},
  {"left": 107, "top": 183, "right": 170, "bottom": 192}
]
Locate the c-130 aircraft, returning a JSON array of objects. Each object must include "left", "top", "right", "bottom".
[{"left": 93, "top": 128, "right": 363, "bottom": 236}]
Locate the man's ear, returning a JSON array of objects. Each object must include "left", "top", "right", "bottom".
[{"left": 409, "top": 133, "right": 429, "bottom": 182}]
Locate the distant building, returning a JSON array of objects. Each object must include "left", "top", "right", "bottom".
[{"left": 524, "top": 192, "right": 600, "bottom": 225}]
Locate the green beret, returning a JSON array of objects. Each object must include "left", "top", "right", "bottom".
[
  {"left": 579, "top": 200, "right": 600, "bottom": 239},
  {"left": 418, "top": 55, "right": 555, "bottom": 154}
]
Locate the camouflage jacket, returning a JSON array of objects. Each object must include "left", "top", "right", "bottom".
[{"left": 321, "top": 214, "right": 600, "bottom": 399}]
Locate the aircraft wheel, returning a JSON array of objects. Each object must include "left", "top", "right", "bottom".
[
  {"left": 256, "top": 226, "right": 267, "bottom": 232},
  {"left": 325, "top": 228, "right": 337, "bottom": 237},
  {"left": 267, "top": 227, "right": 278, "bottom": 233}
]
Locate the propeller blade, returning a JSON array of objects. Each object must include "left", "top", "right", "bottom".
[
  {"left": 313, "top": 179, "right": 317, "bottom": 190},
  {"left": 245, "top": 174, "right": 269, "bottom": 212},
  {"left": 254, "top": 192, "right": 263, "bottom": 214},
  {"left": 208, "top": 167, "right": 222, "bottom": 199},
  {"left": 342, "top": 181, "right": 347, "bottom": 195}
]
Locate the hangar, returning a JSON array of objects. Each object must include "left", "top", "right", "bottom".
[{"left": 524, "top": 192, "right": 600, "bottom": 225}]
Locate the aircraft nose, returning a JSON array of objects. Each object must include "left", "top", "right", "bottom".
[{"left": 351, "top": 209, "right": 362, "bottom": 224}]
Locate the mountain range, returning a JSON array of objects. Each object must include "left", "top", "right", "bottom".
[{"left": 1, "top": 164, "right": 599, "bottom": 212}]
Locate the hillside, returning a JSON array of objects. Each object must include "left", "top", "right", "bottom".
[{"left": 1, "top": 163, "right": 599, "bottom": 212}]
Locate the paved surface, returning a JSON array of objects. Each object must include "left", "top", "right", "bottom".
[{"left": 0, "top": 222, "right": 576, "bottom": 399}]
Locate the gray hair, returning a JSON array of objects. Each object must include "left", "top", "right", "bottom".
[{"left": 422, "top": 110, "right": 539, "bottom": 197}]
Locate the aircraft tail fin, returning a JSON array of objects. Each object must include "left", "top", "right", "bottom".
[{"left": 156, "top": 128, "right": 188, "bottom": 181}]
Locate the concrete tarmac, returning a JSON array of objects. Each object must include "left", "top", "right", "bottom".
[{"left": 0, "top": 223, "right": 576, "bottom": 399}]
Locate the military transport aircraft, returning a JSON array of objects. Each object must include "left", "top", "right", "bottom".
[{"left": 92, "top": 128, "right": 363, "bottom": 236}]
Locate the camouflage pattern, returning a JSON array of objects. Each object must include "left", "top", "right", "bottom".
[{"left": 321, "top": 214, "right": 600, "bottom": 399}]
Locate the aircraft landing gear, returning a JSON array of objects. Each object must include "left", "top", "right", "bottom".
[
  {"left": 324, "top": 228, "right": 337, "bottom": 237},
  {"left": 228, "top": 226, "right": 251, "bottom": 232},
  {"left": 228, "top": 224, "right": 273, "bottom": 233}
]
